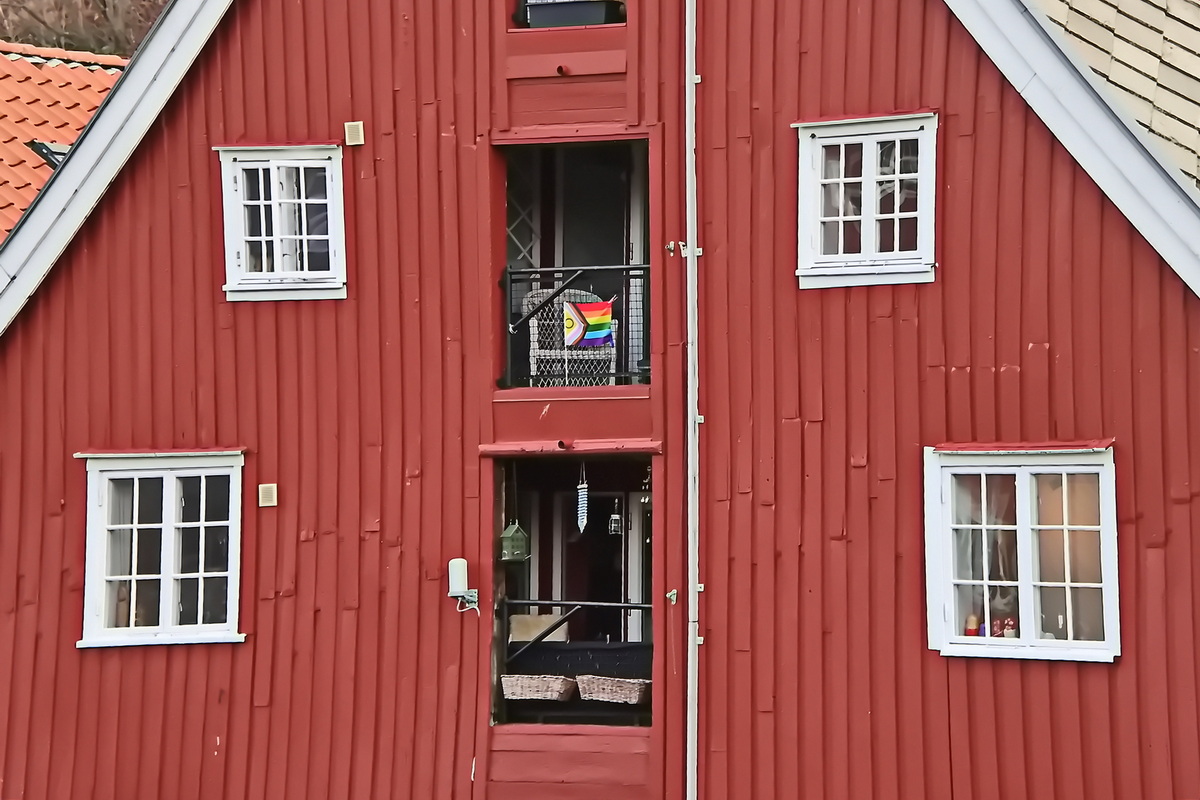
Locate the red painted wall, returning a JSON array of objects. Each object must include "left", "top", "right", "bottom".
[
  {"left": 692, "top": 0, "right": 1200, "bottom": 798},
  {"left": 0, "top": 0, "right": 685, "bottom": 798},
  {"left": 2, "top": 0, "right": 1200, "bottom": 798}
]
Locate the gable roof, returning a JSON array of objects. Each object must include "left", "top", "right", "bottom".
[
  {"left": 0, "top": 40, "right": 124, "bottom": 238},
  {"left": 1, "top": 0, "right": 1200, "bottom": 337}
]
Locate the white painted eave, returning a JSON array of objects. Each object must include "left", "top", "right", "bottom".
[
  {"left": 0, "top": 0, "right": 234, "bottom": 337},
  {"left": 943, "top": 0, "right": 1200, "bottom": 297}
]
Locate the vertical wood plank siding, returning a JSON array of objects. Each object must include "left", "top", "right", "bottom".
[
  {"left": 0, "top": 0, "right": 493, "bottom": 796},
  {"left": 691, "top": 0, "right": 1200, "bottom": 798}
]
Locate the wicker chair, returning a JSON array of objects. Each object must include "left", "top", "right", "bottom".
[{"left": 523, "top": 287, "right": 618, "bottom": 387}]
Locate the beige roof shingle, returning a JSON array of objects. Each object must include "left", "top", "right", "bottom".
[{"left": 1031, "top": 0, "right": 1200, "bottom": 187}]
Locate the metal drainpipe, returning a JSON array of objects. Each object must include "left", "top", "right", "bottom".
[{"left": 683, "top": 0, "right": 701, "bottom": 792}]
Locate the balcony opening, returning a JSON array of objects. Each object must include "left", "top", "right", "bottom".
[
  {"left": 502, "top": 140, "right": 650, "bottom": 388},
  {"left": 510, "top": 0, "right": 627, "bottom": 29},
  {"left": 493, "top": 456, "right": 653, "bottom": 726}
]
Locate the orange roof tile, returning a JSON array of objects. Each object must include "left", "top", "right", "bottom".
[{"left": 0, "top": 39, "right": 124, "bottom": 240}]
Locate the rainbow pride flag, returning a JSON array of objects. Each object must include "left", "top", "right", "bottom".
[{"left": 564, "top": 300, "right": 615, "bottom": 347}]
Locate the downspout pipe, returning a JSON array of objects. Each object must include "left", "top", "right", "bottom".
[{"left": 683, "top": 0, "right": 701, "bottom": 792}]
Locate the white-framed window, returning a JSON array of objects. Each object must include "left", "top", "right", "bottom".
[
  {"left": 794, "top": 113, "right": 937, "bottom": 289},
  {"left": 215, "top": 145, "right": 347, "bottom": 301},
  {"left": 923, "top": 445, "right": 1120, "bottom": 662},
  {"left": 76, "top": 452, "right": 246, "bottom": 647}
]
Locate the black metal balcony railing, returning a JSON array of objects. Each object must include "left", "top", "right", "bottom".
[{"left": 503, "top": 265, "right": 649, "bottom": 388}]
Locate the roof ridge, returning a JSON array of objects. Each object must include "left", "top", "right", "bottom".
[{"left": 0, "top": 39, "right": 127, "bottom": 69}]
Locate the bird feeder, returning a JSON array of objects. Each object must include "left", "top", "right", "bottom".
[{"left": 499, "top": 521, "right": 530, "bottom": 562}]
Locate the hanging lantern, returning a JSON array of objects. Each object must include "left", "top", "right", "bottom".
[
  {"left": 608, "top": 499, "right": 623, "bottom": 536},
  {"left": 499, "top": 521, "right": 530, "bottom": 562}
]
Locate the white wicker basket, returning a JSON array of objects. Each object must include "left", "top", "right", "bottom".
[
  {"left": 576, "top": 675, "right": 651, "bottom": 704},
  {"left": 500, "top": 674, "right": 577, "bottom": 701}
]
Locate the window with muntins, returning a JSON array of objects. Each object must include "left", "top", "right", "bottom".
[
  {"left": 923, "top": 446, "right": 1120, "bottom": 662},
  {"left": 78, "top": 453, "right": 245, "bottom": 647},
  {"left": 794, "top": 113, "right": 937, "bottom": 289},
  {"left": 216, "top": 146, "right": 347, "bottom": 301}
]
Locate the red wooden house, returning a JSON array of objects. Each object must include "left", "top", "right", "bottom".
[{"left": 2, "top": 0, "right": 1200, "bottom": 797}]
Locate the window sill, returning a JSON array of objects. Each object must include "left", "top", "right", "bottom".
[
  {"left": 224, "top": 282, "right": 347, "bottom": 302},
  {"left": 797, "top": 264, "right": 936, "bottom": 289},
  {"left": 933, "top": 640, "right": 1118, "bottom": 663},
  {"left": 77, "top": 631, "right": 247, "bottom": 648}
]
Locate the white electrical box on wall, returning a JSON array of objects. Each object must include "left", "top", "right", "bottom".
[
  {"left": 258, "top": 483, "right": 278, "bottom": 507},
  {"left": 344, "top": 121, "right": 365, "bottom": 146}
]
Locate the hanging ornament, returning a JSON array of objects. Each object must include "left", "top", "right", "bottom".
[
  {"left": 608, "top": 498, "right": 623, "bottom": 536},
  {"left": 577, "top": 464, "right": 589, "bottom": 534}
]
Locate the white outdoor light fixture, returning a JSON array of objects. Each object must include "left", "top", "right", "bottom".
[{"left": 447, "top": 557, "right": 479, "bottom": 613}]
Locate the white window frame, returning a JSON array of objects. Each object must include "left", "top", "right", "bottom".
[
  {"left": 923, "top": 446, "right": 1120, "bottom": 662},
  {"left": 76, "top": 451, "right": 247, "bottom": 648},
  {"left": 215, "top": 145, "right": 348, "bottom": 302},
  {"left": 794, "top": 113, "right": 937, "bottom": 289}
]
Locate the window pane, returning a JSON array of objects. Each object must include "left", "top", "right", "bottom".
[
  {"left": 204, "top": 526, "right": 230, "bottom": 572},
  {"left": 877, "top": 219, "right": 895, "bottom": 253},
  {"left": 177, "top": 577, "right": 199, "bottom": 625},
  {"left": 179, "top": 527, "right": 201, "bottom": 573},
  {"left": 899, "top": 179, "right": 918, "bottom": 213},
  {"left": 203, "top": 577, "right": 229, "bottom": 624},
  {"left": 843, "top": 219, "right": 862, "bottom": 254},
  {"left": 205, "top": 475, "right": 230, "bottom": 522},
  {"left": 135, "top": 529, "right": 161, "bottom": 575},
  {"left": 264, "top": 240, "right": 276, "bottom": 272},
  {"left": 305, "top": 241, "right": 331, "bottom": 272},
  {"left": 955, "top": 584, "right": 985, "bottom": 636},
  {"left": 821, "top": 184, "right": 840, "bottom": 217},
  {"left": 844, "top": 182, "right": 862, "bottom": 216},
  {"left": 180, "top": 476, "right": 201, "bottom": 523},
  {"left": 844, "top": 143, "right": 862, "bottom": 178},
  {"left": 1036, "top": 528, "right": 1065, "bottom": 582},
  {"left": 987, "top": 528, "right": 1019, "bottom": 581},
  {"left": 1034, "top": 474, "right": 1064, "bottom": 525},
  {"left": 987, "top": 586, "right": 1019, "bottom": 637},
  {"left": 985, "top": 474, "right": 1016, "bottom": 525},
  {"left": 134, "top": 580, "right": 160, "bottom": 626},
  {"left": 108, "top": 528, "right": 133, "bottom": 576},
  {"left": 109, "top": 478, "right": 134, "bottom": 525},
  {"left": 1038, "top": 586, "right": 1067, "bottom": 640},
  {"left": 1071, "top": 587, "right": 1104, "bottom": 641},
  {"left": 245, "top": 240, "right": 264, "bottom": 273},
  {"left": 107, "top": 580, "right": 131, "bottom": 628},
  {"left": 279, "top": 202, "right": 303, "bottom": 239},
  {"left": 898, "top": 217, "right": 918, "bottom": 251},
  {"left": 953, "top": 529, "right": 982, "bottom": 580},
  {"left": 137, "top": 477, "right": 163, "bottom": 524},
  {"left": 304, "top": 167, "right": 328, "bottom": 200},
  {"left": 278, "top": 166, "right": 301, "bottom": 200},
  {"left": 952, "top": 474, "right": 981, "bottom": 524},
  {"left": 822, "top": 145, "right": 841, "bottom": 179},
  {"left": 305, "top": 203, "right": 329, "bottom": 237},
  {"left": 244, "top": 204, "right": 263, "bottom": 237},
  {"left": 821, "top": 222, "right": 839, "bottom": 255},
  {"left": 878, "top": 140, "right": 896, "bottom": 175},
  {"left": 241, "top": 167, "right": 262, "bottom": 201},
  {"left": 278, "top": 237, "right": 302, "bottom": 272},
  {"left": 1067, "top": 474, "right": 1100, "bottom": 525},
  {"left": 1069, "top": 529, "right": 1102, "bottom": 583},
  {"left": 878, "top": 181, "right": 896, "bottom": 214},
  {"left": 899, "top": 138, "right": 919, "bottom": 173}
]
